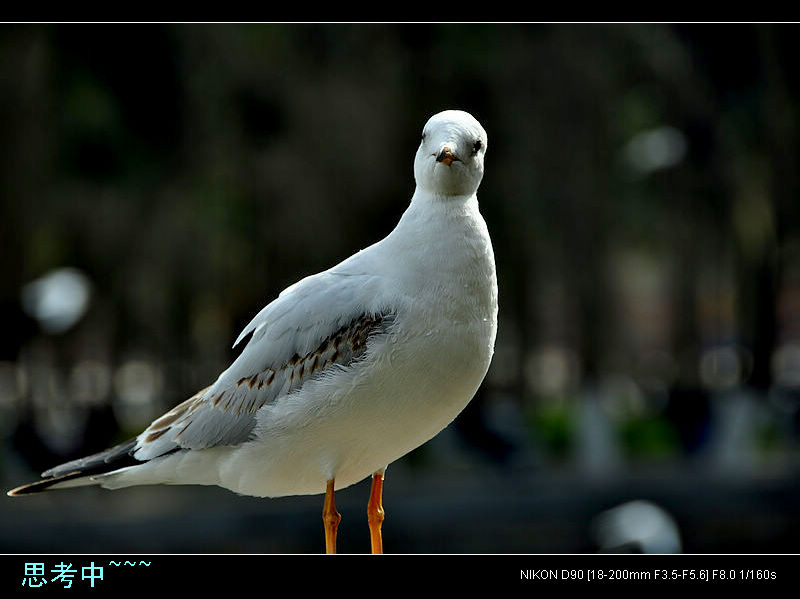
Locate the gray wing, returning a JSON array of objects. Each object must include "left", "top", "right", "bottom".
[{"left": 132, "top": 269, "right": 396, "bottom": 461}]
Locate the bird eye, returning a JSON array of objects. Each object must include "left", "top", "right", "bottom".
[
  {"left": 421, "top": 132, "right": 427, "bottom": 142},
  {"left": 472, "top": 139, "right": 482, "bottom": 154}
]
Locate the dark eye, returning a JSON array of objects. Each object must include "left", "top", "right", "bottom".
[
  {"left": 472, "top": 139, "right": 482, "bottom": 154},
  {"left": 421, "top": 131, "right": 427, "bottom": 142}
]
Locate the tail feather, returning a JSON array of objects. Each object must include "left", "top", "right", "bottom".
[{"left": 7, "top": 438, "right": 140, "bottom": 497}]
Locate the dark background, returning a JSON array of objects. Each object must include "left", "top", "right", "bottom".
[{"left": 1, "top": 23, "right": 799, "bottom": 554}]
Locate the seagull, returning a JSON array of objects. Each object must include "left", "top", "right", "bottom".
[{"left": 8, "top": 109, "right": 498, "bottom": 554}]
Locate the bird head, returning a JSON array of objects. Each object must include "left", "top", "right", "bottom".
[{"left": 414, "top": 110, "right": 487, "bottom": 198}]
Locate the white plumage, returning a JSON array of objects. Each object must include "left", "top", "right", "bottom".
[{"left": 9, "top": 109, "right": 498, "bottom": 512}]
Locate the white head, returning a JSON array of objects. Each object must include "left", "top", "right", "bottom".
[{"left": 414, "top": 110, "right": 487, "bottom": 198}]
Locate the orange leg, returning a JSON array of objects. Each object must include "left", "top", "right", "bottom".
[
  {"left": 323, "top": 479, "right": 341, "bottom": 554},
  {"left": 367, "top": 470, "right": 385, "bottom": 554}
]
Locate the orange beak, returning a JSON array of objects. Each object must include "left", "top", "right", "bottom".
[{"left": 436, "top": 146, "right": 459, "bottom": 166}]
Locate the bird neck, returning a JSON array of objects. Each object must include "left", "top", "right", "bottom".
[
  {"left": 410, "top": 186, "right": 478, "bottom": 207},
  {"left": 383, "top": 187, "right": 496, "bottom": 326},
  {"left": 386, "top": 187, "right": 493, "bottom": 281}
]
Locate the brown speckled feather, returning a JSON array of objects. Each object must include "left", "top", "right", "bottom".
[{"left": 131, "top": 312, "right": 393, "bottom": 460}]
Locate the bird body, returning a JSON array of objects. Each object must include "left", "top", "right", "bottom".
[
  {"left": 97, "top": 189, "right": 495, "bottom": 498},
  {"left": 8, "top": 109, "right": 497, "bottom": 552}
]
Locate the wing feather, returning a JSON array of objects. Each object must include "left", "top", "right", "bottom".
[{"left": 132, "top": 270, "right": 395, "bottom": 461}]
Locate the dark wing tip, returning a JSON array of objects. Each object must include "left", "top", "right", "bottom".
[
  {"left": 7, "top": 471, "right": 85, "bottom": 496},
  {"left": 8, "top": 437, "right": 140, "bottom": 497}
]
